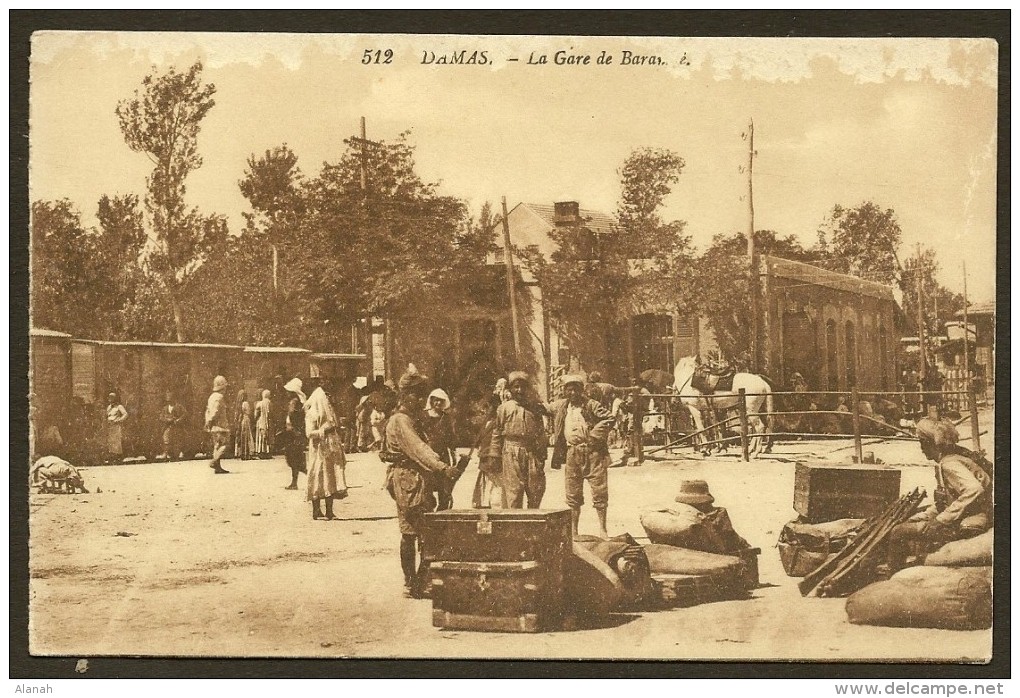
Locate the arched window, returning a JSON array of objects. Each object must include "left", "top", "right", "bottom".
[
  {"left": 878, "top": 323, "right": 888, "bottom": 390},
  {"left": 825, "top": 320, "right": 839, "bottom": 391},
  {"left": 845, "top": 321, "right": 857, "bottom": 389}
]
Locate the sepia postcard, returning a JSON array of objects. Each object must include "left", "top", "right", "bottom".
[{"left": 18, "top": 18, "right": 1004, "bottom": 674}]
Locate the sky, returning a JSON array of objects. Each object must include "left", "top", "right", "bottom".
[{"left": 29, "top": 32, "right": 998, "bottom": 303}]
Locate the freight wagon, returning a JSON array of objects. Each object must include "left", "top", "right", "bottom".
[
  {"left": 29, "top": 328, "right": 74, "bottom": 459},
  {"left": 69, "top": 340, "right": 245, "bottom": 461},
  {"left": 30, "top": 328, "right": 372, "bottom": 466}
]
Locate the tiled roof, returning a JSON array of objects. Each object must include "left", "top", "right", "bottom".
[{"left": 765, "top": 256, "right": 896, "bottom": 302}]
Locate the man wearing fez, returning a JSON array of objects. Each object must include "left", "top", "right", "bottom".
[
  {"left": 489, "top": 371, "right": 550, "bottom": 509},
  {"left": 552, "top": 374, "right": 615, "bottom": 538},
  {"left": 382, "top": 365, "right": 460, "bottom": 598},
  {"left": 886, "top": 417, "right": 993, "bottom": 570}
]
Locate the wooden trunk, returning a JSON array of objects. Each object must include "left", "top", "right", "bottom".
[
  {"left": 794, "top": 463, "right": 901, "bottom": 523},
  {"left": 429, "top": 560, "right": 557, "bottom": 633},
  {"left": 422, "top": 509, "right": 571, "bottom": 632}
]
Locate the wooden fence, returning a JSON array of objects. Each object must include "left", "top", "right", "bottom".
[{"left": 626, "top": 383, "right": 984, "bottom": 465}]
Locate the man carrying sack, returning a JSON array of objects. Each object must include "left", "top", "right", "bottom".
[{"left": 552, "top": 374, "right": 615, "bottom": 538}]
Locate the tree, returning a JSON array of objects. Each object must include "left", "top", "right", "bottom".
[
  {"left": 116, "top": 61, "right": 227, "bottom": 341},
  {"left": 265, "top": 132, "right": 475, "bottom": 350},
  {"left": 526, "top": 147, "right": 693, "bottom": 371},
  {"left": 697, "top": 230, "right": 822, "bottom": 361},
  {"left": 817, "top": 201, "right": 902, "bottom": 283},
  {"left": 30, "top": 197, "right": 158, "bottom": 339},
  {"left": 239, "top": 144, "right": 305, "bottom": 233},
  {"left": 614, "top": 147, "right": 696, "bottom": 317},
  {"left": 94, "top": 194, "right": 162, "bottom": 339},
  {"left": 901, "top": 245, "right": 965, "bottom": 348},
  {"left": 30, "top": 200, "right": 96, "bottom": 335}
]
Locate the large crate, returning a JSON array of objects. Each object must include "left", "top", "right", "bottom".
[
  {"left": 422, "top": 509, "right": 571, "bottom": 632},
  {"left": 794, "top": 463, "right": 901, "bottom": 523}
]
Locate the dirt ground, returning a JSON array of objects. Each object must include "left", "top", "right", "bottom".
[{"left": 28, "top": 412, "right": 994, "bottom": 661}]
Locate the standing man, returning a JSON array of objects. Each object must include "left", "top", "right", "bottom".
[
  {"left": 422, "top": 388, "right": 457, "bottom": 510},
  {"left": 552, "top": 375, "right": 615, "bottom": 538},
  {"left": 158, "top": 390, "right": 186, "bottom": 461},
  {"left": 105, "top": 392, "right": 128, "bottom": 464},
  {"left": 886, "top": 417, "right": 992, "bottom": 571},
  {"left": 489, "top": 371, "right": 549, "bottom": 509},
  {"left": 204, "top": 375, "right": 231, "bottom": 474},
  {"left": 382, "top": 365, "right": 460, "bottom": 598}
]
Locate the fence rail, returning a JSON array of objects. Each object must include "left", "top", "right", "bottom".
[{"left": 625, "top": 382, "right": 984, "bottom": 464}]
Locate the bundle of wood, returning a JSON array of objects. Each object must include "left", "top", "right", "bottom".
[{"left": 799, "top": 488, "right": 926, "bottom": 598}]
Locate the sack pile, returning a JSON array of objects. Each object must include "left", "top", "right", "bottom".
[
  {"left": 776, "top": 518, "right": 865, "bottom": 577},
  {"left": 846, "top": 566, "right": 992, "bottom": 630}
]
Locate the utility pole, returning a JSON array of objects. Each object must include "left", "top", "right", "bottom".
[
  {"left": 501, "top": 196, "right": 523, "bottom": 360},
  {"left": 746, "top": 119, "right": 760, "bottom": 373},
  {"left": 962, "top": 260, "right": 971, "bottom": 378},
  {"left": 915, "top": 243, "right": 927, "bottom": 385},
  {"left": 350, "top": 117, "right": 386, "bottom": 376},
  {"left": 359, "top": 116, "right": 368, "bottom": 193}
]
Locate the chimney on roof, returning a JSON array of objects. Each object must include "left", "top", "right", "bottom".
[{"left": 553, "top": 201, "right": 580, "bottom": 226}]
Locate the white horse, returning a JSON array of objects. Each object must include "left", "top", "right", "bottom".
[{"left": 673, "top": 356, "right": 774, "bottom": 457}]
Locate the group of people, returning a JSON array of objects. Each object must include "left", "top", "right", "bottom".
[
  {"left": 376, "top": 365, "right": 626, "bottom": 598},
  {"left": 204, "top": 374, "right": 350, "bottom": 519}
]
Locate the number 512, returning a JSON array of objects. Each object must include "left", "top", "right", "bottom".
[{"left": 363, "top": 49, "right": 394, "bottom": 64}]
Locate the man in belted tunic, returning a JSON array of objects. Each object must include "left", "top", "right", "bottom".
[
  {"left": 489, "top": 371, "right": 549, "bottom": 509},
  {"left": 383, "top": 365, "right": 459, "bottom": 598},
  {"left": 886, "top": 417, "right": 993, "bottom": 570},
  {"left": 552, "top": 374, "right": 615, "bottom": 538}
]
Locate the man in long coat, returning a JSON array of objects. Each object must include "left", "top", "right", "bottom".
[{"left": 488, "top": 371, "right": 549, "bottom": 509}]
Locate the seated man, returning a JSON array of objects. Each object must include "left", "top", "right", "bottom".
[
  {"left": 673, "top": 479, "right": 752, "bottom": 555},
  {"left": 886, "top": 418, "right": 992, "bottom": 572}
]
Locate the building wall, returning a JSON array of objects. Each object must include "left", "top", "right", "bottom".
[{"left": 766, "top": 274, "right": 898, "bottom": 392}]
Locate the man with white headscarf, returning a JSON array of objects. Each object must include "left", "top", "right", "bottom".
[
  {"left": 886, "top": 417, "right": 993, "bottom": 571},
  {"left": 423, "top": 388, "right": 457, "bottom": 510},
  {"left": 204, "top": 376, "right": 231, "bottom": 474},
  {"left": 304, "top": 376, "right": 347, "bottom": 520},
  {"left": 283, "top": 378, "right": 306, "bottom": 490}
]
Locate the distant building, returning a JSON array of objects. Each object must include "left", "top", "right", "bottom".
[
  {"left": 762, "top": 256, "right": 901, "bottom": 392},
  {"left": 938, "top": 301, "right": 995, "bottom": 394},
  {"left": 480, "top": 201, "right": 903, "bottom": 397}
]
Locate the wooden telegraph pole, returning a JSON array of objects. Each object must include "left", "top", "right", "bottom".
[
  {"left": 350, "top": 117, "right": 386, "bottom": 375},
  {"left": 501, "top": 197, "right": 523, "bottom": 360},
  {"left": 914, "top": 245, "right": 928, "bottom": 413},
  {"left": 962, "top": 261, "right": 981, "bottom": 450},
  {"left": 746, "top": 120, "right": 760, "bottom": 373}
]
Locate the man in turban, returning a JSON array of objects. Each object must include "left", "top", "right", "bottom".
[
  {"left": 488, "top": 371, "right": 550, "bottom": 509},
  {"left": 886, "top": 417, "right": 993, "bottom": 571},
  {"left": 204, "top": 375, "right": 231, "bottom": 474},
  {"left": 383, "top": 364, "right": 460, "bottom": 598}
]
